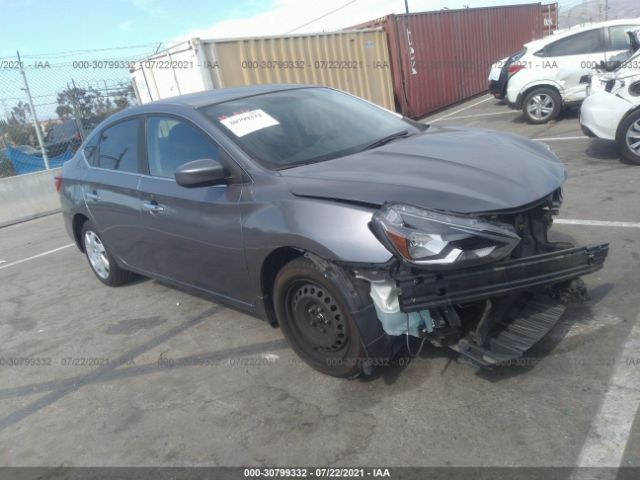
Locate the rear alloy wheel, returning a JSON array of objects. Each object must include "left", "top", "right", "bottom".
[
  {"left": 81, "top": 221, "right": 134, "bottom": 286},
  {"left": 273, "top": 257, "right": 366, "bottom": 377},
  {"left": 617, "top": 110, "right": 640, "bottom": 165},
  {"left": 522, "top": 88, "right": 561, "bottom": 124}
]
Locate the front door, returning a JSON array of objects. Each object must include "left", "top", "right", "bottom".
[{"left": 136, "top": 115, "right": 250, "bottom": 305}]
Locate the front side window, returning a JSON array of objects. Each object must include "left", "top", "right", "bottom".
[
  {"left": 607, "top": 25, "right": 636, "bottom": 51},
  {"left": 98, "top": 119, "right": 140, "bottom": 173},
  {"left": 201, "top": 87, "right": 418, "bottom": 170},
  {"left": 146, "top": 117, "right": 220, "bottom": 178},
  {"left": 543, "top": 29, "right": 603, "bottom": 56}
]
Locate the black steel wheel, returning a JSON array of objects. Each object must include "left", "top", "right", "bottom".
[{"left": 273, "top": 257, "right": 365, "bottom": 377}]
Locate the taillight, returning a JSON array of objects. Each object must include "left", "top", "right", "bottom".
[
  {"left": 508, "top": 64, "right": 526, "bottom": 75},
  {"left": 54, "top": 176, "right": 62, "bottom": 192}
]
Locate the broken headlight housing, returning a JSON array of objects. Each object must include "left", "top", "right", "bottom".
[{"left": 371, "top": 203, "right": 520, "bottom": 269}]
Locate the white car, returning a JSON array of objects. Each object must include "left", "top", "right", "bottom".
[
  {"left": 580, "top": 32, "right": 640, "bottom": 165},
  {"left": 503, "top": 19, "right": 640, "bottom": 124}
]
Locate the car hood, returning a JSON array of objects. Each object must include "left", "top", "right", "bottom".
[{"left": 281, "top": 126, "right": 566, "bottom": 214}]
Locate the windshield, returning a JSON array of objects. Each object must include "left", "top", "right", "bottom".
[{"left": 201, "top": 87, "right": 418, "bottom": 170}]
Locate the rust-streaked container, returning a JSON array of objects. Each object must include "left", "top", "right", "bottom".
[
  {"left": 131, "top": 29, "right": 395, "bottom": 110},
  {"left": 209, "top": 29, "right": 394, "bottom": 110},
  {"left": 541, "top": 3, "right": 559, "bottom": 36},
  {"left": 351, "top": 4, "right": 548, "bottom": 118}
]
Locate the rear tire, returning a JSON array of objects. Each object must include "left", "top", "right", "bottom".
[
  {"left": 522, "top": 87, "right": 561, "bottom": 124},
  {"left": 616, "top": 109, "right": 640, "bottom": 165},
  {"left": 81, "top": 221, "right": 134, "bottom": 286},
  {"left": 273, "top": 257, "right": 366, "bottom": 378}
]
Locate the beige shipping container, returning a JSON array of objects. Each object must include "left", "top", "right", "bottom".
[{"left": 131, "top": 29, "right": 394, "bottom": 110}]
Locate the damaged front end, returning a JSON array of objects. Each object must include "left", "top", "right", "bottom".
[{"left": 357, "top": 195, "right": 609, "bottom": 368}]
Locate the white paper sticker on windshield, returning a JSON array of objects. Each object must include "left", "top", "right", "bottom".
[{"left": 219, "top": 109, "right": 279, "bottom": 137}]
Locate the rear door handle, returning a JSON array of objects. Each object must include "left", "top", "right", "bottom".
[
  {"left": 86, "top": 191, "right": 100, "bottom": 201},
  {"left": 142, "top": 201, "right": 165, "bottom": 215}
]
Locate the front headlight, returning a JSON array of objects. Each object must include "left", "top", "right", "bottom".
[{"left": 371, "top": 203, "right": 520, "bottom": 268}]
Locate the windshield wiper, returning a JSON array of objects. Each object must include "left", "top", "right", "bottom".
[{"left": 362, "top": 130, "right": 410, "bottom": 151}]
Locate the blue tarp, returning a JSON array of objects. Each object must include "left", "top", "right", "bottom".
[{"left": 4, "top": 146, "right": 74, "bottom": 175}]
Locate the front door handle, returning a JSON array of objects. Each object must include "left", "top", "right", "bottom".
[
  {"left": 142, "top": 201, "right": 165, "bottom": 215},
  {"left": 86, "top": 191, "right": 100, "bottom": 201}
]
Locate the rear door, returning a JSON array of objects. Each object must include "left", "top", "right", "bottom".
[
  {"left": 535, "top": 27, "right": 606, "bottom": 102},
  {"left": 136, "top": 115, "right": 249, "bottom": 303},
  {"left": 83, "top": 118, "right": 145, "bottom": 269}
]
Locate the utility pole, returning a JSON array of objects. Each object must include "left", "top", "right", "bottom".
[
  {"left": 17, "top": 50, "right": 49, "bottom": 169},
  {"left": 404, "top": 0, "right": 409, "bottom": 14},
  {"left": 605, "top": 0, "right": 609, "bottom": 21},
  {"left": 70, "top": 79, "right": 87, "bottom": 141}
]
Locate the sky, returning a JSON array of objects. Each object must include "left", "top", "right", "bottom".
[
  {"left": 0, "top": 0, "right": 544, "bottom": 120},
  {"left": 0, "top": 0, "right": 543, "bottom": 58}
]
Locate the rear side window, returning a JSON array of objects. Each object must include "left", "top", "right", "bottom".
[
  {"left": 83, "top": 135, "right": 99, "bottom": 167},
  {"left": 97, "top": 119, "right": 140, "bottom": 173},
  {"left": 146, "top": 117, "right": 219, "bottom": 178},
  {"left": 607, "top": 25, "right": 635, "bottom": 51},
  {"left": 541, "top": 28, "right": 603, "bottom": 56}
]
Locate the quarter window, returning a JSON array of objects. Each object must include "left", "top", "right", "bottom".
[
  {"left": 83, "top": 134, "right": 99, "bottom": 167},
  {"left": 542, "top": 29, "right": 603, "bottom": 56},
  {"left": 146, "top": 117, "right": 220, "bottom": 178},
  {"left": 97, "top": 119, "right": 140, "bottom": 173}
]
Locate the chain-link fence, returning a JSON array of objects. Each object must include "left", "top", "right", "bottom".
[{"left": 0, "top": 43, "right": 182, "bottom": 177}]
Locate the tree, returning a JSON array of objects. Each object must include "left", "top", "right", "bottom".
[
  {"left": 55, "top": 86, "right": 97, "bottom": 120},
  {"left": 55, "top": 82, "right": 136, "bottom": 123},
  {"left": 10, "top": 102, "right": 31, "bottom": 124},
  {"left": 0, "top": 104, "right": 36, "bottom": 146},
  {"left": 113, "top": 84, "right": 135, "bottom": 111}
]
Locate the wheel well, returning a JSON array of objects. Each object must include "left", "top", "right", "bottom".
[
  {"left": 260, "top": 247, "right": 304, "bottom": 326},
  {"left": 72, "top": 213, "right": 89, "bottom": 252}
]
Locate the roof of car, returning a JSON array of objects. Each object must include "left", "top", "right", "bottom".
[
  {"left": 83, "top": 83, "right": 316, "bottom": 137},
  {"left": 525, "top": 17, "right": 640, "bottom": 49},
  {"left": 143, "top": 83, "right": 311, "bottom": 109}
]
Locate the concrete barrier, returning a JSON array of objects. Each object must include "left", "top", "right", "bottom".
[{"left": 0, "top": 168, "right": 62, "bottom": 227}]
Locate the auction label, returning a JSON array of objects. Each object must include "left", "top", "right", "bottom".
[{"left": 220, "top": 109, "right": 279, "bottom": 137}]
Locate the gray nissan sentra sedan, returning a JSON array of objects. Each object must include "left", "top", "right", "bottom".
[{"left": 57, "top": 84, "right": 609, "bottom": 377}]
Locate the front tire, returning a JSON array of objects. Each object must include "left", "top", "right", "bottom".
[
  {"left": 81, "top": 221, "right": 134, "bottom": 286},
  {"left": 616, "top": 109, "right": 640, "bottom": 165},
  {"left": 273, "top": 257, "right": 366, "bottom": 378},
  {"left": 522, "top": 87, "right": 561, "bottom": 124}
]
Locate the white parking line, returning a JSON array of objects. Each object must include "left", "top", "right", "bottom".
[
  {"left": 533, "top": 136, "right": 588, "bottom": 141},
  {"left": 429, "top": 96, "right": 493, "bottom": 123},
  {"left": 574, "top": 315, "right": 640, "bottom": 468},
  {"left": 441, "top": 111, "right": 517, "bottom": 121},
  {"left": 555, "top": 219, "right": 640, "bottom": 228},
  {"left": 0, "top": 244, "right": 74, "bottom": 271}
]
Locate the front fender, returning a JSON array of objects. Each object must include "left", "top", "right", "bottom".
[{"left": 241, "top": 196, "right": 393, "bottom": 287}]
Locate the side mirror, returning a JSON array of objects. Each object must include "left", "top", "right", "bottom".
[{"left": 175, "top": 158, "right": 227, "bottom": 188}]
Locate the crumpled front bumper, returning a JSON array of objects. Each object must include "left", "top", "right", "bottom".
[
  {"left": 579, "top": 91, "right": 634, "bottom": 141},
  {"left": 395, "top": 244, "right": 609, "bottom": 312}
]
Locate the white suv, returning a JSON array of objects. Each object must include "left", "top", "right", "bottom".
[
  {"left": 580, "top": 30, "right": 640, "bottom": 164},
  {"left": 503, "top": 19, "right": 640, "bottom": 124}
]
